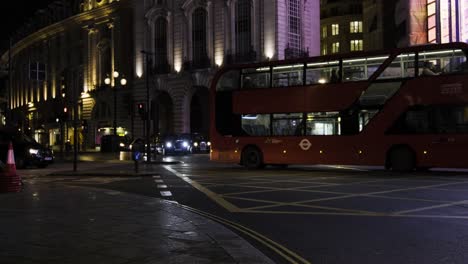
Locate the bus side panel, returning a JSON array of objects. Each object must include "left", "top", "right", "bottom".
[
  {"left": 232, "top": 87, "right": 306, "bottom": 114},
  {"left": 304, "top": 83, "right": 368, "bottom": 111}
]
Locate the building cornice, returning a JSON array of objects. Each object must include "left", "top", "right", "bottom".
[{"left": 1, "top": 0, "right": 129, "bottom": 63}]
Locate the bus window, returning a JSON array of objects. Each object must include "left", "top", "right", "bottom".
[
  {"left": 306, "top": 61, "right": 340, "bottom": 84},
  {"left": 359, "top": 109, "right": 379, "bottom": 131},
  {"left": 216, "top": 70, "right": 240, "bottom": 91},
  {"left": 306, "top": 112, "right": 340, "bottom": 135},
  {"left": 378, "top": 53, "right": 416, "bottom": 79},
  {"left": 433, "top": 105, "right": 468, "bottom": 133},
  {"left": 272, "top": 64, "right": 304, "bottom": 87},
  {"left": 343, "top": 55, "right": 389, "bottom": 82},
  {"left": 272, "top": 113, "right": 304, "bottom": 136},
  {"left": 388, "top": 106, "right": 431, "bottom": 134},
  {"left": 241, "top": 114, "right": 271, "bottom": 136},
  {"left": 419, "top": 49, "right": 467, "bottom": 75},
  {"left": 241, "top": 67, "right": 270, "bottom": 89}
]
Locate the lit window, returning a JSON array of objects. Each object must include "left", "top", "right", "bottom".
[
  {"left": 321, "top": 44, "right": 327, "bottom": 55},
  {"left": 350, "top": 21, "right": 362, "bottom": 33},
  {"left": 331, "top": 24, "right": 339, "bottom": 35},
  {"left": 322, "top": 26, "right": 327, "bottom": 38},
  {"left": 350, "top": 40, "right": 363, "bottom": 51},
  {"left": 332, "top": 42, "right": 340, "bottom": 53}
]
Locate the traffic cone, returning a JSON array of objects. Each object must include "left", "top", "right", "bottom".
[{"left": 0, "top": 141, "right": 22, "bottom": 193}]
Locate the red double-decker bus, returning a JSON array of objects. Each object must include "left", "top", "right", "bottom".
[{"left": 210, "top": 42, "right": 468, "bottom": 171}]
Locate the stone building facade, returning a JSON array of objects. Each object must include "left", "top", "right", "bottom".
[{"left": 1, "top": 0, "right": 320, "bottom": 150}]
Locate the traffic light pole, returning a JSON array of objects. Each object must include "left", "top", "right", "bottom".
[
  {"left": 141, "top": 51, "right": 152, "bottom": 162},
  {"left": 73, "top": 70, "right": 79, "bottom": 172}
]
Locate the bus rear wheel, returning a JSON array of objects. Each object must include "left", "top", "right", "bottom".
[
  {"left": 387, "top": 146, "right": 416, "bottom": 172},
  {"left": 242, "top": 147, "right": 264, "bottom": 169}
]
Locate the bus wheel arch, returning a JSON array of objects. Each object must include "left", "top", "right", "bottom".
[
  {"left": 241, "top": 145, "right": 265, "bottom": 169},
  {"left": 385, "top": 145, "right": 416, "bottom": 172}
]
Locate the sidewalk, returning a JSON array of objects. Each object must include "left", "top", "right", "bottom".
[{"left": 0, "top": 182, "right": 274, "bottom": 264}]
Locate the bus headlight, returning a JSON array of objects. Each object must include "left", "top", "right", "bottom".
[{"left": 193, "top": 142, "right": 198, "bottom": 147}]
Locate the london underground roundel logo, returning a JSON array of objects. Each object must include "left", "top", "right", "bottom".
[{"left": 299, "top": 139, "right": 311, "bottom": 151}]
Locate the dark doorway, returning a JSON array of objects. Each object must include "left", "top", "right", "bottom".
[
  {"left": 152, "top": 91, "right": 173, "bottom": 136},
  {"left": 190, "top": 87, "right": 209, "bottom": 135}
]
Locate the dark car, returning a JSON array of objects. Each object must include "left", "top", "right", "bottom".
[
  {"left": 159, "top": 134, "right": 192, "bottom": 155},
  {"left": 100, "top": 135, "right": 131, "bottom": 152},
  {"left": 0, "top": 128, "right": 54, "bottom": 168},
  {"left": 185, "top": 133, "right": 210, "bottom": 153}
]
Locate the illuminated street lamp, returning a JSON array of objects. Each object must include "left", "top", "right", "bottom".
[{"left": 105, "top": 71, "right": 126, "bottom": 136}]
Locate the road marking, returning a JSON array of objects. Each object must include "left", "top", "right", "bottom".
[
  {"left": 178, "top": 204, "right": 311, "bottom": 264},
  {"left": 152, "top": 175, "right": 161, "bottom": 178},
  {"left": 157, "top": 184, "right": 168, "bottom": 189},
  {"left": 163, "top": 166, "right": 241, "bottom": 212},
  {"left": 154, "top": 179, "right": 164, "bottom": 183},
  {"left": 392, "top": 200, "right": 468, "bottom": 215}
]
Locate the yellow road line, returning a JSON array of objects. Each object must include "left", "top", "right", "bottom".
[{"left": 178, "top": 204, "right": 311, "bottom": 264}]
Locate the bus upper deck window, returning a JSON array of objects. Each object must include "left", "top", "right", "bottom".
[
  {"left": 216, "top": 70, "right": 240, "bottom": 91},
  {"left": 272, "top": 64, "right": 304, "bottom": 87},
  {"left": 306, "top": 61, "right": 340, "bottom": 85},
  {"left": 419, "top": 49, "right": 468, "bottom": 75},
  {"left": 378, "top": 53, "right": 415, "bottom": 79},
  {"left": 241, "top": 67, "right": 270, "bottom": 89},
  {"left": 343, "top": 55, "right": 389, "bottom": 82}
]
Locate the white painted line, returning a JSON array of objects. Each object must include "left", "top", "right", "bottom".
[
  {"left": 157, "top": 184, "right": 168, "bottom": 189},
  {"left": 154, "top": 179, "right": 164, "bottom": 183},
  {"left": 160, "top": 191, "right": 172, "bottom": 197},
  {"left": 392, "top": 200, "right": 468, "bottom": 215},
  {"left": 152, "top": 175, "right": 161, "bottom": 178},
  {"left": 163, "top": 165, "right": 241, "bottom": 212}
]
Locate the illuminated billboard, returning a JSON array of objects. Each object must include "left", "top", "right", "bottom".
[{"left": 427, "top": 0, "right": 468, "bottom": 43}]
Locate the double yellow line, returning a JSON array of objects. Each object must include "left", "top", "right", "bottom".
[{"left": 178, "top": 203, "right": 311, "bottom": 264}]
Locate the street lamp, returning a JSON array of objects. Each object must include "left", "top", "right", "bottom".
[{"left": 104, "top": 71, "right": 126, "bottom": 136}]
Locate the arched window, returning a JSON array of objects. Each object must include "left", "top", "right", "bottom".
[
  {"left": 154, "top": 17, "right": 168, "bottom": 72},
  {"left": 192, "top": 8, "right": 208, "bottom": 67},
  {"left": 97, "top": 40, "right": 111, "bottom": 86},
  {"left": 235, "top": 0, "right": 252, "bottom": 57}
]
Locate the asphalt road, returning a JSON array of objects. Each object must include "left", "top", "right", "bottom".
[{"left": 22, "top": 154, "right": 468, "bottom": 264}]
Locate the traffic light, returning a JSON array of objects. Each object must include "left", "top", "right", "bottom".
[
  {"left": 62, "top": 107, "right": 69, "bottom": 120},
  {"left": 138, "top": 103, "right": 146, "bottom": 120},
  {"left": 60, "top": 76, "right": 66, "bottom": 98}
]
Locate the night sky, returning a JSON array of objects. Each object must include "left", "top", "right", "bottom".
[{"left": 0, "top": 0, "right": 54, "bottom": 53}]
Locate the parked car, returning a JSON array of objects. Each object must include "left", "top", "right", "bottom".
[{"left": 0, "top": 127, "right": 54, "bottom": 168}]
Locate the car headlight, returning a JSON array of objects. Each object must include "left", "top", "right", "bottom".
[
  {"left": 29, "top": 148, "right": 39, "bottom": 155},
  {"left": 119, "top": 143, "right": 125, "bottom": 147},
  {"left": 193, "top": 142, "right": 198, "bottom": 147},
  {"left": 166, "top": 142, "right": 172, "bottom": 148},
  {"left": 207, "top": 141, "right": 211, "bottom": 146},
  {"left": 182, "top": 141, "right": 189, "bottom": 148}
]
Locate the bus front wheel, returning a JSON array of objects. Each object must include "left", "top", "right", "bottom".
[
  {"left": 387, "top": 146, "right": 416, "bottom": 172},
  {"left": 242, "top": 147, "right": 264, "bottom": 169}
]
